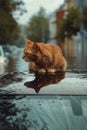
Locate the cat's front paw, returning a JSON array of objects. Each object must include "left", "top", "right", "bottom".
[
  {"left": 38, "top": 69, "right": 46, "bottom": 73},
  {"left": 47, "top": 69, "right": 56, "bottom": 73}
]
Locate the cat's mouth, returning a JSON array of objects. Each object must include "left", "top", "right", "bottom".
[
  {"left": 22, "top": 56, "right": 29, "bottom": 62},
  {"left": 25, "top": 59, "right": 29, "bottom": 62},
  {"left": 23, "top": 54, "right": 37, "bottom": 62},
  {"left": 24, "top": 57, "right": 37, "bottom": 62}
]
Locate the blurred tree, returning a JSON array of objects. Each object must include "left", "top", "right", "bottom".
[
  {"left": 0, "top": 0, "right": 26, "bottom": 45},
  {"left": 57, "top": 7, "right": 80, "bottom": 41},
  {"left": 26, "top": 7, "right": 49, "bottom": 43},
  {"left": 83, "top": 6, "right": 87, "bottom": 30}
]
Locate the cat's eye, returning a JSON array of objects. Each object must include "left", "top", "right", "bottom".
[{"left": 31, "top": 47, "right": 34, "bottom": 50}]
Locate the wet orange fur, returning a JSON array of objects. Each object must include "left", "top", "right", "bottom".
[{"left": 23, "top": 38, "right": 67, "bottom": 73}]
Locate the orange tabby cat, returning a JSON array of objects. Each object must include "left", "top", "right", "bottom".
[{"left": 23, "top": 38, "right": 67, "bottom": 73}]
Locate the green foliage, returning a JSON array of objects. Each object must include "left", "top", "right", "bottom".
[
  {"left": 57, "top": 7, "right": 80, "bottom": 41},
  {"left": 0, "top": 0, "right": 26, "bottom": 45},
  {"left": 26, "top": 7, "right": 49, "bottom": 43}
]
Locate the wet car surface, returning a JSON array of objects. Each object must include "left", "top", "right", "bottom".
[
  {"left": 0, "top": 50, "right": 87, "bottom": 129},
  {"left": 0, "top": 70, "right": 87, "bottom": 95}
]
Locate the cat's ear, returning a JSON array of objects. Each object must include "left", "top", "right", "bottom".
[
  {"left": 33, "top": 43, "right": 40, "bottom": 52},
  {"left": 23, "top": 37, "right": 31, "bottom": 45}
]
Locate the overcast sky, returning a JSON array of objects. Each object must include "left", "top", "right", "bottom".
[{"left": 17, "top": 0, "right": 64, "bottom": 25}]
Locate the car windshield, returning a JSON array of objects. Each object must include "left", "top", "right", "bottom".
[{"left": 0, "top": 95, "right": 87, "bottom": 130}]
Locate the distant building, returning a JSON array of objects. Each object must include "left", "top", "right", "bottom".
[
  {"left": 64, "top": 0, "right": 87, "bottom": 8},
  {"left": 63, "top": 1, "right": 68, "bottom": 18},
  {"left": 55, "top": 2, "right": 70, "bottom": 32},
  {"left": 65, "top": 0, "right": 76, "bottom": 8},
  {"left": 56, "top": 8, "right": 64, "bottom": 31},
  {"left": 76, "top": 0, "right": 87, "bottom": 7}
]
